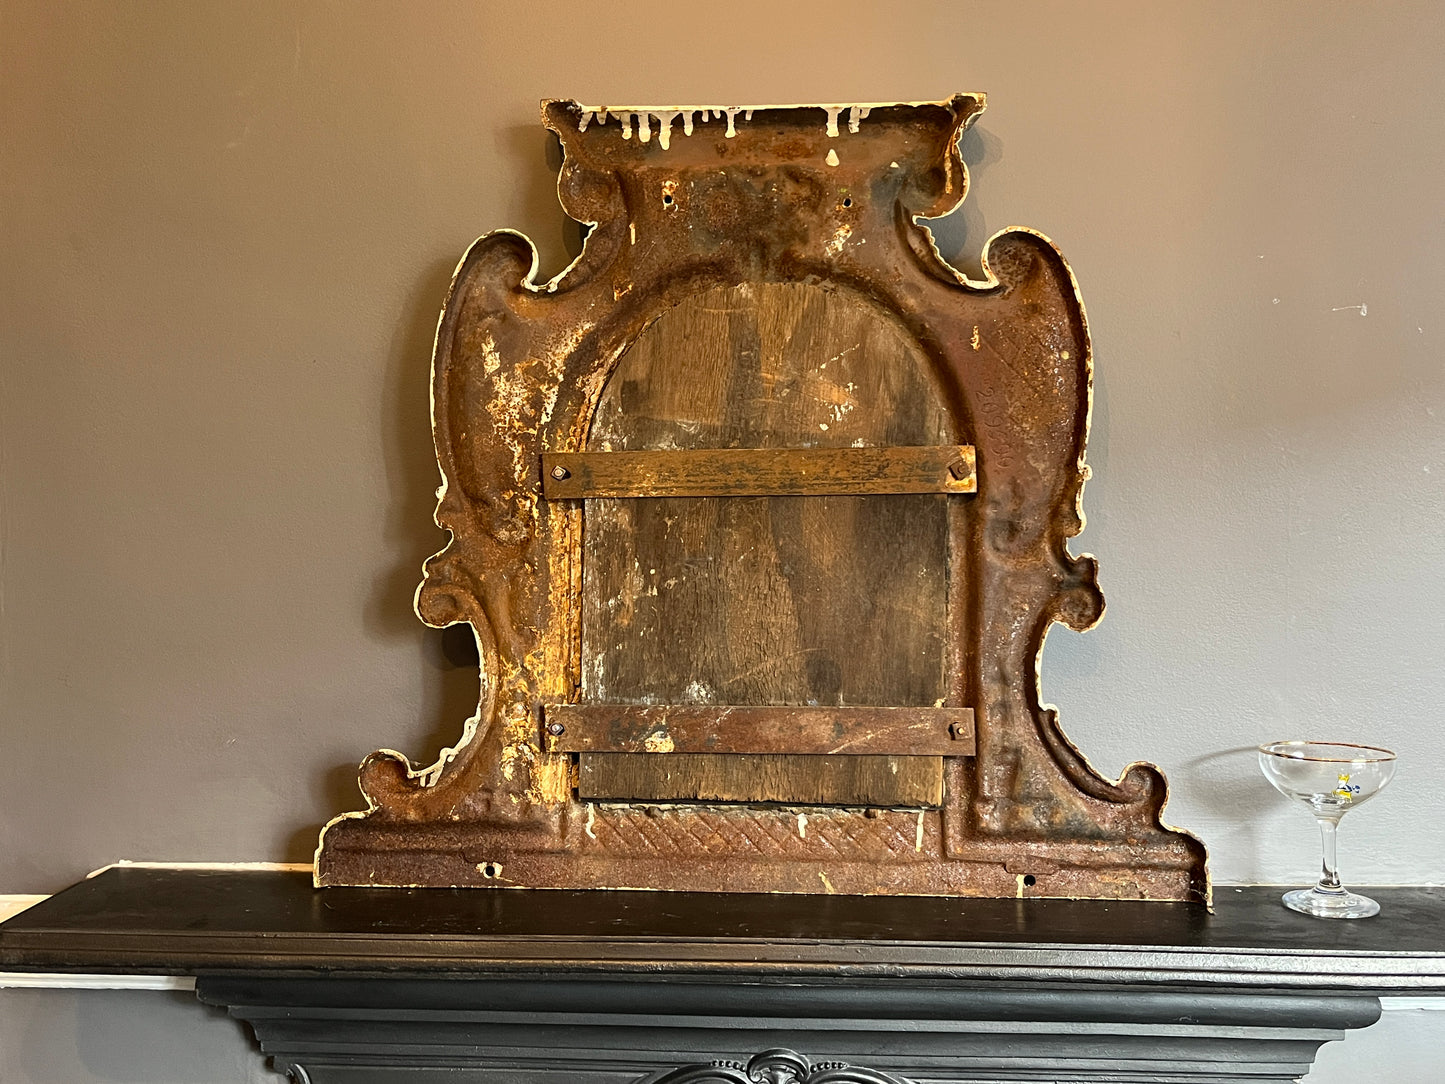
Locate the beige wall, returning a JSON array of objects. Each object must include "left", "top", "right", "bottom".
[{"left": 3, "top": 2, "right": 1444, "bottom": 1079}]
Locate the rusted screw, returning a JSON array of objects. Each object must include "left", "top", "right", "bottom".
[
  {"left": 950, "top": 722, "right": 966, "bottom": 740},
  {"left": 550, "top": 465, "right": 570, "bottom": 480},
  {"left": 948, "top": 459, "right": 970, "bottom": 481},
  {"left": 546, "top": 722, "right": 566, "bottom": 736}
]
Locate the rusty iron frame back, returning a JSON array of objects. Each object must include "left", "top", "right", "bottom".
[{"left": 315, "top": 96, "right": 1209, "bottom": 903}]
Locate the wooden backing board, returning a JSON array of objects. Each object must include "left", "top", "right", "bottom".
[
  {"left": 543, "top": 704, "right": 974, "bottom": 756},
  {"left": 577, "top": 753, "right": 945, "bottom": 807},
  {"left": 580, "top": 283, "right": 954, "bottom": 809}
]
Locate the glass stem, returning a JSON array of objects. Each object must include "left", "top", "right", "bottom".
[{"left": 1316, "top": 816, "right": 1343, "bottom": 892}]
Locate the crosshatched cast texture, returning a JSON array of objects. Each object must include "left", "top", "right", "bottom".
[{"left": 315, "top": 95, "right": 1208, "bottom": 902}]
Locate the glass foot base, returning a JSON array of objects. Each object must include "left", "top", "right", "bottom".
[{"left": 1282, "top": 886, "right": 1380, "bottom": 919}]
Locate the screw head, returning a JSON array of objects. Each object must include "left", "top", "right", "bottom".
[
  {"left": 550, "top": 465, "right": 570, "bottom": 480},
  {"left": 546, "top": 722, "right": 566, "bottom": 736}
]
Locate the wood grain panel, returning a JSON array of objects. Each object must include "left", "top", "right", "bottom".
[
  {"left": 581, "top": 282, "right": 955, "bottom": 807},
  {"left": 577, "top": 753, "right": 944, "bottom": 807}
]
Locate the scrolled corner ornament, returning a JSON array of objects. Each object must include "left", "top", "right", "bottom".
[{"left": 640, "top": 1048, "right": 912, "bottom": 1084}]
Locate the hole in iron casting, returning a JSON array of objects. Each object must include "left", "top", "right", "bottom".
[
  {"left": 662, "top": 193, "right": 674, "bottom": 205},
  {"left": 842, "top": 197, "right": 852, "bottom": 207},
  {"left": 481, "top": 862, "right": 501, "bottom": 879},
  {"left": 1023, "top": 874, "right": 1037, "bottom": 887}
]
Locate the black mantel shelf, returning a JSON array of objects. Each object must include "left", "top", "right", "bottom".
[
  {"left": 4, "top": 868, "right": 1445, "bottom": 990},
  {"left": 5, "top": 868, "right": 1445, "bottom": 1083}
]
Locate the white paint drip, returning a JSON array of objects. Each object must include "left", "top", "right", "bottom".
[
  {"left": 1332, "top": 302, "right": 1368, "bottom": 316},
  {"left": 584, "top": 802, "right": 597, "bottom": 840},
  {"left": 916, "top": 809, "right": 925, "bottom": 851},
  {"left": 797, "top": 812, "right": 808, "bottom": 838},
  {"left": 571, "top": 99, "right": 961, "bottom": 150},
  {"left": 574, "top": 105, "right": 747, "bottom": 145},
  {"left": 826, "top": 148, "right": 839, "bottom": 167}
]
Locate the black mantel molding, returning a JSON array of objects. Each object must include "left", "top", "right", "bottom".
[{"left": 4, "top": 868, "right": 1445, "bottom": 1083}]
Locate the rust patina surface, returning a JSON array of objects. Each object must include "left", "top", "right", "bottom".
[{"left": 316, "top": 96, "right": 1209, "bottom": 902}]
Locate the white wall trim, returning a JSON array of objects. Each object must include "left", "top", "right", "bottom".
[
  {"left": 0, "top": 973, "right": 1439, "bottom": 1003},
  {"left": 87, "top": 860, "right": 313, "bottom": 876},
  {"left": 1381, "top": 997, "right": 1445, "bottom": 1012},
  {"left": 0, "top": 895, "right": 47, "bottom": 923},
  {"left": 0, "top": 973, "right": 195, "bottom": 990}
]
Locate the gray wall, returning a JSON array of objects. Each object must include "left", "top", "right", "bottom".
[{"left": 2, "top": 1, "right": 1442, "bottom": 1080}]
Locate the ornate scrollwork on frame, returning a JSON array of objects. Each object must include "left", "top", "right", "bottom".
[{"left": 641, "top": 1048, "right": 911, "bottom": 1084}]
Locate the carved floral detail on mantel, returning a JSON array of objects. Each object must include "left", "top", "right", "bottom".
[{"left": 641, "top": 1047, "right": 911, "bottom": 1084}]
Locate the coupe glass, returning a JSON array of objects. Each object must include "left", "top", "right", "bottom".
[{"left": 1258, "top": 741, "right": 1397, "bottom": 918}]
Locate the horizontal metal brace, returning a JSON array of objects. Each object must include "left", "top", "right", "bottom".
[
  {"left": 541, "top": 704, "right": 975, "bottom": 757},
  {"left": 541, "top": 445, "right": 976, "bottom": 499}
]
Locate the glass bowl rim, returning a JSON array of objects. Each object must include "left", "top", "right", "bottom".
[{"left": 1258, "top": 739, "right": 1397, "bottom": 763}]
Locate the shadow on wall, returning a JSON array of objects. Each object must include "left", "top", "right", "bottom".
[
  {"left": 285, "top": 125, "right": 581, "bottom": 860},
  {"left": 918, "top": 122, "right": 1003, "bottom": 282},
  {"left": 1172, "top": 745, "right": 1277, "bottom": 876},
  {"left": 287, "top": 248, "right": 480, "bottom": 862}
]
